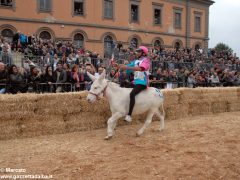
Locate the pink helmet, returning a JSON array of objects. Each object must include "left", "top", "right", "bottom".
[{"left": 136, "top": 46, "right": 148, "bottom": 55}]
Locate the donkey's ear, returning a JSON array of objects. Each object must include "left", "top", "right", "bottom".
[
  {"left": 99, "top": 69, "right": 106, "bottom": 81},
  {"left": 87, "top": 72, "right": 96, "bottom": 81}
]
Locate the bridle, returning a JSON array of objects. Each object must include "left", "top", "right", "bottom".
[{"left": 89, "top": 84, "right": 108, "bottom": 100}]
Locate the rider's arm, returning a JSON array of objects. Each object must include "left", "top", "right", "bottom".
[{"left": 125, "top": 66, "right": 145, "bottom": 71}]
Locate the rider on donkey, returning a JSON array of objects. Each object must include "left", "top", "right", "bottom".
[{"left": 119, "top": 46, "right": 150, "bottom": 122}]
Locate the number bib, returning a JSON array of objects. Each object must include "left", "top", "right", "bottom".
[{"left": 134, "top": 71, "right": 145, "bottom": 80}]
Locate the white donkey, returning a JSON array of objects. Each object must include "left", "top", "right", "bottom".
[{"left": 86, "top": 70, "right": 165, "bottom": 140}]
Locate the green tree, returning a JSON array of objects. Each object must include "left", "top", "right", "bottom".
[{"left": 214, "top": 43, "right": 233, "bottom": 53}]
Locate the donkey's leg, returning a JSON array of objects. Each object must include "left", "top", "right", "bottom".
[
  {"left": 137, "top": 111, "right": 154, "bottom": 136},
  {"left": 155, "top": 110, "right": 165, "bottom": 131},
  {"left": 105, "top": 112, "right": 123, "bottom": 140}
]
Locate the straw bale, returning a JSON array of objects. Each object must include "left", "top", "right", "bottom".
[
  {"left": 178, "top": 88, "right": 203, "bottom": 103},
  {"left": 0, "top": 93, "right": 38, "bottom": 103},
  {"left": 0, "top": 125, "right": 19, "bottom": 140},
  {"left": 162, "top": 89, "right": 180, "bottom": 105},
  {"left": 228, "top": 102, "right": 240, "bottom": 112},
  {"left": 211, "top": 101, "right": 228, "bottom": 113},
  {"left": 17, "top": 115, "right": 64, "bottom": 139},
  {"left": 20, "top": 115, "right": 65, "bottom": 138},
  {"left": 188, "top": 101, "right": 211, "bottom": 116},
  {"left": 0, "top": 111, "right": 35, "bottom": 121},
  {"left": 65, "top": 112, "right": 107, "bottom": 132},
  {"left": 165, "top": 104, "right": 189, "bottom": 120},
  {"left": 1, "top": 102, "right": 37, "bottom": 113}
]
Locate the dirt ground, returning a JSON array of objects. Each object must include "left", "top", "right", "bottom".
[{"left": 0, "top": 112, "right": 240, "bottom": 180}]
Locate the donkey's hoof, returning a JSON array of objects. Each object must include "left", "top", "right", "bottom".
[
  {"left": 159, "top": 128, "right": 164, "bottom": 132},
  {"left": 136, "top": 132, "right": 141, "bottom": 137},
  {"left": 104, "top": 135, "right": 112, "bottom": 140}
]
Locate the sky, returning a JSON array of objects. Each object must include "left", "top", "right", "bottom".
[{"left": 209, "top": 0, "right": 240, "bottom": 55}]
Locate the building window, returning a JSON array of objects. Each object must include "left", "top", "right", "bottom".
[
  {"left": 195, "top": 16, "right": 201, "bottom": 32},
  {"left": 73, "top": 0, "right": 84, "bottom": 16},
  {"left": 0, "top": 0, "right": 13, "bottom": 7},
  {"left": 73, "top": 33, "right": 84, "bottom": 48},
  {"left": 104, "top": 0, "right": 113, "bottom": 19},
  {"left": 1, "top": 29, "right": 14, "bottom": 42},
  {"left": 154, "top": 8, "right": 161, "bottom": 25},
  {"left": 39, "top": 31, "right": 51, "bottom": 40},
  {"left": 174, "top": 12, "right": 181, "bottom": 28},
  {"left": 130, "top": 4, "right": 139, "bottom": 22},
  {"left": 173, "top": 7, "right": 182, "bottom": 29},
  {"left": 38, "top": 0, "right": 52, "bottom": 12},
  {"left": 130, "top": 38, "right": 138, "bottom": 48}
]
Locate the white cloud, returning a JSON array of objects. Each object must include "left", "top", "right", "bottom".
[{"left": 209, "top": 0, "right": 240, "bottom": 55}]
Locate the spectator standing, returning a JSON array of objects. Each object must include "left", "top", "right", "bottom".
[
  {"left": 42, "top": 66, "right": 55, "bottom": 92},
  {"left": 28, "top": 66, "right": 42, "bottom": 92},
  {"left": 12, "top": 31, "right": 20, "bottom": 52},
  {"left": 71, "top": 64, "right": 81, "bottom": 91},
  {"left": 8, "top": 65, "right": 28, "bottom": 94},
  {"left": 53, "top": 62, "right": 67, "bottom": 92}
]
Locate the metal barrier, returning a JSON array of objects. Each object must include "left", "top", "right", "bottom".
[{"left": 1, "top": 81, "right": 238, "bottom": 94}]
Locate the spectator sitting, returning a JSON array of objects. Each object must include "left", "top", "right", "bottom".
[
  {"left": 109, "top": 69, "right": 119, "bottom": 83},
  {"left": 8, "top": 65, "right": 28, "bottom": 94},
  {"left": 0, "top": 44, "right": 13, "bottom": 67},
  {"left": 196, "top": 72, "right": 207, "bottom": 87},
  {"left": 209, "top": 72, "right": 220, "bottom": 86},
  {"left": 43, "top": 53, "right": 53, "bottom": 66},
  {"left": 95, "top": 67, "right": 104, "bottom": 78},
  {"left": 0, "top": 62, "right": 8, "bottom": 94},
  {"left": 187, "top": 73, "right": 196, "bottom": 88},
  {"left": 53, "top": 62, "right": 67, "bottom": 93},
  {"left": 51, "top": 54, "right": 59, "bottom": 71},
  {"left": 67, "top": 53, "right": 77, "bottom": 67}
]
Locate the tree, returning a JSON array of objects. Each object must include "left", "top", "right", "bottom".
[{"left": 214, "top": 43, "right": 233, "bottom": 53}]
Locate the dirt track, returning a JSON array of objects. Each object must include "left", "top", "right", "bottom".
[{"left": 0, "top": 112, "right": 240, "bottom": 180}]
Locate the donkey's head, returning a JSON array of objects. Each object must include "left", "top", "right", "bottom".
[{"left": 86, "top": 69, "right": 108, "bottom": 103}]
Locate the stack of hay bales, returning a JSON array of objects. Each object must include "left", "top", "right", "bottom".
[
  {"left": 162, "top": 87, "right": 240, "bottom": 120},
  {"left": 0, "top": 87, "right": 239, "bottom": 140},
  {"left": 0, "top": 92, "right": 111, "bottom": 140}
]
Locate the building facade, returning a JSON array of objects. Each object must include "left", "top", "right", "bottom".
[{"left": 0, "top": 0, "right": 214, "bottom": 56}]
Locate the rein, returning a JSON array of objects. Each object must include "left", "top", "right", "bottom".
[{"left": 89, "top": 84, "right": 108, "bottom": 100}]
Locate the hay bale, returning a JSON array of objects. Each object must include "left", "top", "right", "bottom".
[
  {"left": 14, "top": 115, "right": 65, "bottom": 139},
  {"left": 165, "top": 104, "right": 189, "bottom": 120},
  {"left": 211, "top": 101, "right": 228, "bottom": 113},
  {"left": 162, "top": 89, "right": 180, "bottom": 106},
  {"left": 178, "top": 88, "right": 203, "bottom": 103},
  {"left": 188, "top": 100, "right": 212, "bottom": 116},
  {"left": 228, "top": 102, "right": 240, "bottom": 112}
]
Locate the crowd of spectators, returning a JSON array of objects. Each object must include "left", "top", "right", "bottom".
[{"left": 0, "top": 32, "right": 239, "bottom": 94}]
